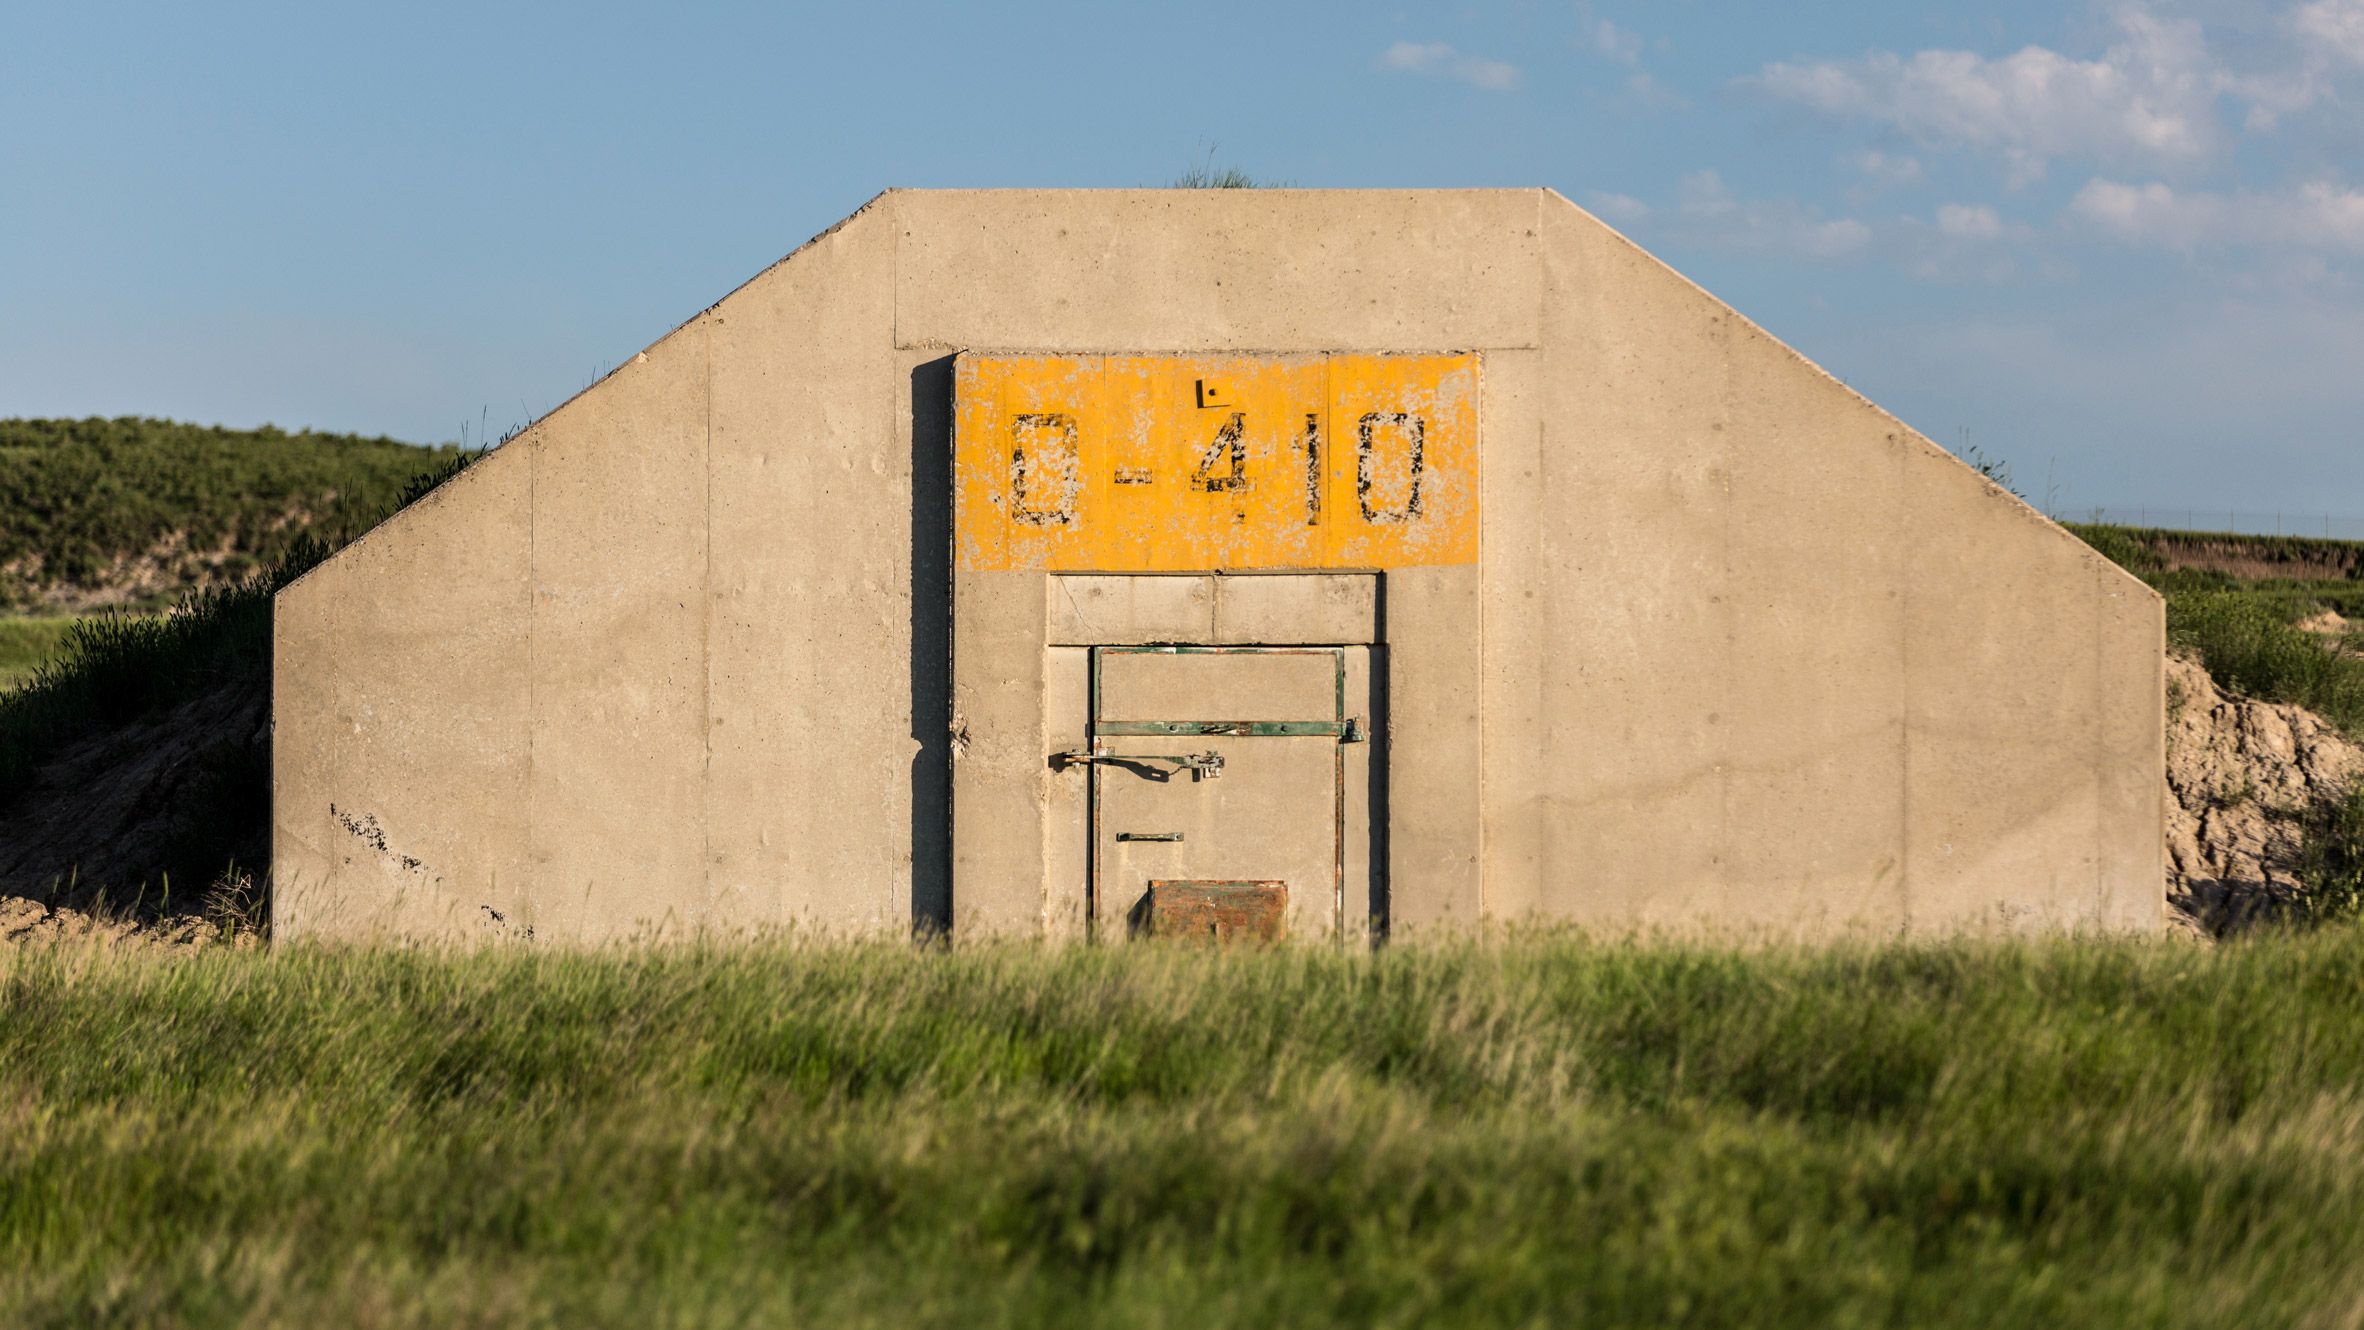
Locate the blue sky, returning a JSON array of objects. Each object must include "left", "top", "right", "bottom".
[{"left": 4, "top": 1, "right": 2361, "bottom": 517}]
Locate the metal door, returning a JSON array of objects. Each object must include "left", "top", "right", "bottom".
[{"left": 1078, "top": 646, "right": 1367, "bottom": 939}]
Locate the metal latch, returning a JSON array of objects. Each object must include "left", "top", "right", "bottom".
[
  {"left": 1343, "top": 715, "right": 1369, "bottom": 745},
  {"left": 1051, "top": 745, "right": 1226, "bottom": 780},
  {"left": 1173, "top": 751, "right": 1224, "bottom": 780}
]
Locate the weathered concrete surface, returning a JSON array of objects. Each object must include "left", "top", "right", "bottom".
[
  {"left": 893, "top": 191, "right": 1543, "bottom": 352},
  {"left": 274, "top": 189, "right": 2163, "bottom": 942},
  {"left": 275, "top": 442, "right": 533, "bottom": 939},
  {"left": 1044, "top": 574, "right": 1379, "bottom": 648},
  {"left": 704, "top": 207, "right": 906, "bottom": 935}
]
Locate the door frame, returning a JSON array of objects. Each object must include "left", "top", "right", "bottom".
[{"left": 1087, "top": 644, "right": 1350, "bottom": 939}]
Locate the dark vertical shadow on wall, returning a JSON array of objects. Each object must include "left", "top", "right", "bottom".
[
  {"left": 909, "top": 356, "right": 956, "bottom": 938},
  {"left": 1369, "top": 584, "right": 1392, "bottom": 942}
]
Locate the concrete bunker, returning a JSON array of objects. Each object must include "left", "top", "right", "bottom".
[{"left": 272, "top": 189, "right": 2164, "bottom": 942}]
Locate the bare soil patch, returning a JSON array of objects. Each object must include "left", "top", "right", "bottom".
[
  {"left": 0, "top": 895, "right": 246, "bottom": 948},
  {"left": 0, "top": 678, "right": 266, "bottom": 915}
]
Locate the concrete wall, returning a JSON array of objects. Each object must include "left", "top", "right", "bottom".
[
  {"left": 273, "top": 188, "right": 2162, "bottom": 942},
  {"left": 276, "top": 201, "right": 917, "bottom": 940},
  {"left": 1480, "top": 203, "right": 2160, "bottom": 934}
]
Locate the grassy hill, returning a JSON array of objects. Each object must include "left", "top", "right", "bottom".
[{"left": 0, "top": 417, "right": 460, "bottom": 613}]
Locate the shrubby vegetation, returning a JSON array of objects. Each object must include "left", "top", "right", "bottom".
[
  {"left": 2299, "top": 786, "right": 2364, "bottom": 923},
  {"left": 0, "top": 417, "right": 461, "bottom": 610},
  {"left": 0, "top": 451, "right": 474, "bottom": 802},
  {"left": 2069, "top": 521, "right": 2364, "bottom": 738},
  {"left": 6, "top": 932, "right": 2364, "bottom": 1327},
  {"left": 2163, "top": 586, "right": 2364, "bottom": 736}
]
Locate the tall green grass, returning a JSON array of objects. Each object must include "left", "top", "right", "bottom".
[
  {"left": 0, "top": 617, "right": 80, "bottom": 691},
  {"left": 4, "top": 932, "right": 2363, "bottom": 1328}
]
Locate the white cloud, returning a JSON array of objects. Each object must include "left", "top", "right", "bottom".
[
  {"left": 2234, "top": 0, "right": 2364, "bottom": 126},
  {"left": 1901, "top": 204, "right": 2040, "bottom": 283},
  {"left": 1380, "top": 41, "right": 1449, "bottom": 72},
  {"left": 1848, "top": 149, "right": 1925, "bottom": 187},
  {"left": 1937, "top": 203, "right": 2008, "bottom": 240},
  {"left": 1571, "top": 12, "right": 1678, "bottom": 108},
  {"left": 1585, "top": 191, "right": 1652, "bottom": 225},
  {"left": 1750, "top": 8, "right": 2226, "bottom": 183},
  {"left": 2071, "top": 176, "right": 2364, "bottom": 251},
  {"left": 1378, "top": 40, "right": 1520, "bottom": 91},
  {"left": 2069, "top": 179, "right": 2197, "bottom": 243},
  {"left": 1591, "top": 174, "right": 2039, "bottom": 281},
  {"left": 1664, "top": 170, "right": 1875, "bottom": 260},
  {"left": 1624, "top": 71, "right": 1688, "bottom": 110},
  {"left": 1752, "top": 2, "right": 2364, "bottom": 174},
  {"left": 2296, "top": 0, "right": 2364, "bottom": 65},
  {"left": 1590, "top": 19, "right": 1643, "bottom": 66}
]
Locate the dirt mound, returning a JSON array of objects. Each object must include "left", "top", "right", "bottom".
[
  {"left": 0, "top": 678, "right": 268, "bottom": 916},
  {"left": 0, "top": 894, "right": 248, "bottom": 948},
  {"left": 2166, "top": 653, "right": 2363, "bottom": 932},
  {"left": 2297, "top": 609, "right": 2353, "bottom": 644}
]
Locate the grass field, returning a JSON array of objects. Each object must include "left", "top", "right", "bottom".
[
  {"left": 0, "top": 617, "right": 81, "bottom": 693},
  {"left": 6, "top": 931, "right": 2364, "bottom": 1328}
]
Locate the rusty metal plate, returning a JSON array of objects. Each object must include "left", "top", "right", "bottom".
[
  {"left": 953, "top": 354, "right": 1479, "bottom": 572},
  {"left": 1138, "top": 880, "right": 1289, "bottom": 944}
]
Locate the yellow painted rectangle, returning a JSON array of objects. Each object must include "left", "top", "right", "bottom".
[{"left": 953, "top": 353, "right": 1479, "bottom": 572}]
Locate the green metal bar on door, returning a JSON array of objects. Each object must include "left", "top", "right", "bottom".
[{"left": 1094, "top": 720, "right": 1350, "bottom": 738}]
